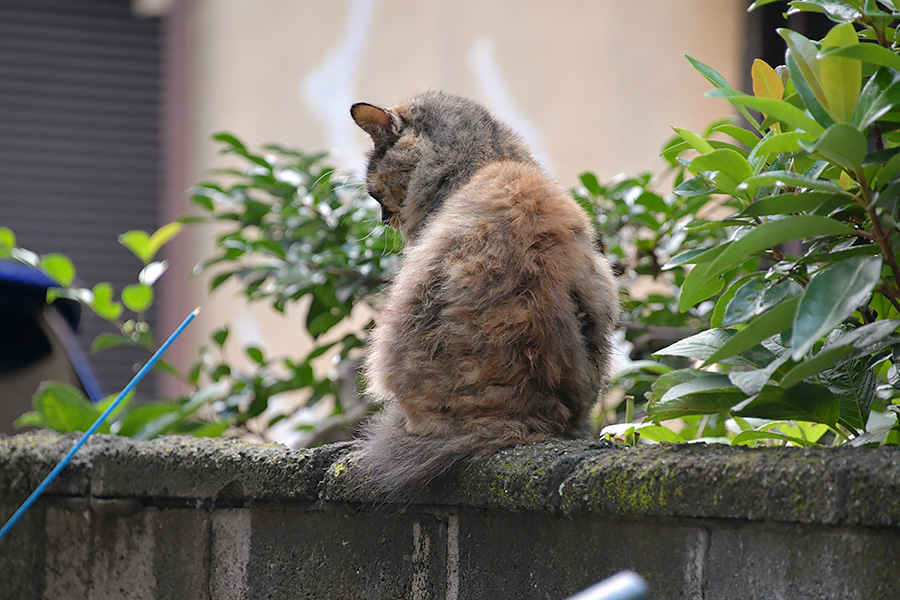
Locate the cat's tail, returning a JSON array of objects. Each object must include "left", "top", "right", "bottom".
[{"left": 356, "top": 404, "right": 519, "bottom": 496}]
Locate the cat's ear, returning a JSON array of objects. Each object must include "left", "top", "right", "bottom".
[{"left": 351, "top": 102, "right": 400, "bottom": 144}]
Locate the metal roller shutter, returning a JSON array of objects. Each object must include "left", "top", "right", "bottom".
[{"left": 0, "top": 0, "right": 162, "bottom": 398}]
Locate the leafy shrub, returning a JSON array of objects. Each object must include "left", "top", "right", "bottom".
[{"left": 607, "top": 0, "right": 900, "bottom": 446}]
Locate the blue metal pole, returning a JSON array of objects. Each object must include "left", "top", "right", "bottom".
[{"left": 0, "top": 307, "right": 200, "bottom": 542}]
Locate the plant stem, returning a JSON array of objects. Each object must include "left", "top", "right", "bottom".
[{"left": 858, "top": 174, "right": 900, "bottom": 294}]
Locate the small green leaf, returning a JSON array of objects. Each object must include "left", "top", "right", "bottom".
[
  {"left": 90, "top": 282, "right": 123, "bottom": 321},
  {"left": 792, "top": 255, "right": 883, "bottom": 359},
  {"left": 752, "top": 131, "right": 814, "bottom": 157},
  {"left": 672, "top": 126, "right": 715, "bottom": 154},
  {"left": 212, "top": 326, "right": 229, "bottom": 347},
  {"left": 39, "top": 253, "right": 76, "bottom": 287},
  {"left": 0, "top": 227, "right": 15, "bottom": 255},
  {"left": 662, "top": 246, "right": 727, "bottom": 270},
  {"left": 739, "top": 191, "right": 838, "bottom": 218},
  {"left": 119, "top": 230, "right": 152, "bottom": 263},
  {"left": 91, "top": 332, "right": 137, "bottom": 352},
  {"left": 121, "top": 283, "right": 154, "bottom": 313},
  {"left": 148, "top": 222, "right": 182, "bottom": 260},
  {"left": 648, "top": 374, "right": 745, "bottom": 420},
  {"left": 246, "top": 346, "right": 266, "bottom": 365},
  {"left": 138, "top": 261, "right": 168, "bottom": 286}
]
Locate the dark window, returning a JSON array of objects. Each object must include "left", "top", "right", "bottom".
[{"left": 0, "top": 0, "right": 162, "bottom": 396}]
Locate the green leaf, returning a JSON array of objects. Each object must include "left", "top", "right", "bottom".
[
  {"left": 799, "top": 123, "right": 868, "bottom": 171},
  {"left": 821, "top": 358, "right": 877, "bottom": 432},
  {"left": 688, "top": 149, "right": 754, "bottom": 195},
  {"left": 752, "top": 131, "right": 815, "bottom": 157},
  {"left": 212, "top": 326, "right": 229, "bottom": 347},
  {"left": 246, "top": 346, "right": 266, "bottom": 365},
  {"left": 819, "top": 23, "right": 862, "bottom": 123},
  {"left": 663, "top": 245, "right": 726, "bottom": 270},
  {"left": 672, "top": 126, "right": 715, "bottom": 154},
  {"left": 792, "top": 255, "right": 883, "bottom": 359},
  {"left": 138, "top": 261, "right": 168, "bottom": 286},
  {"left": 680, "top": 216, "right": 857, "bottom": 310},
  {"left": 853, "top": 68, "right": 900, "bottom": 130},
  {"left": 648, "top": 373, "right": 745, "bottom": 420},
  {"left": 729, "top": 348, "right": 792, "bottom": 395},
  {"left": 742, "top": 170, "right": 850, "bottom": 194},
  {"left": 0, "top": 227, "right": 15, "bottom": 255},
  {"left": 724, "top": 278, "right": 802, "bottom": 327},
  {"left": 653, "top": 328, "right": 736, "bottom": 362},
  {"left": 39, "top": 253, "right": 76, "bottom": 287},
  {"left": 121, "top": 283, "right": 154, "bottom": 313},
  {"left": 734, "top": 383, "right": 840, "bottom": 425},
  {"left": 30, "top": 381, "right": 105, "bottom": 433},
  {"left": 731, "top": 429, "right": 819, "bottom": 446},
  {"left": 819, "top": 42, "right": 900, "bottom": 72},
  {"left": 685, "top": 55, "right": 761, "bottom": 130},
  {"left": 707, "top": 89, "right": 826, "bottom": 136},
  {"left": 780, "top": 319, "right": 900, "bottom": 387},
  {"left": 148, "top": 223, "right": 182, "bottom": 260},
  {"left": 91, "top": 332, "right": 137, "bottom": 352},
  {"left": 706, "top": 297, "right": 801, "bottom": 365},
  {"left": 118, "top": 230, "right": 152, "bottom": 263},
  {"left": 90, "top": 282, "right": 123, "bottom": 321},
  {"left": 739, "top": 192, "right": 838, "bottom": 218},
  {"left": 779, "top": 28, "right": 829, "bottom": 115}
]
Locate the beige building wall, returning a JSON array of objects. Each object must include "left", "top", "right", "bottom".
[{"left": 160, "top": 0, "right": 745, "bottom": 430}]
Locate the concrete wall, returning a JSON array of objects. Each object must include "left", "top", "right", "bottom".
[{"left": 3, "top": 431, "right": 899, "bottom": 599}]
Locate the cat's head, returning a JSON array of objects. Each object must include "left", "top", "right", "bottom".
[{"left": 351, "top": 91, "right": 533, "bottom": 239}]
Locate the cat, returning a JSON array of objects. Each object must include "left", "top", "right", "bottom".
[{"left": 350, "top": 91, "right": 618, "bottom": 493}]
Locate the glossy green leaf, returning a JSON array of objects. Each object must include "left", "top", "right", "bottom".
[
  {"left": 799, "top": 122, "right": 868, "bottom": 172},
  {"left": 819, "top": 42, "right": 900, "bottom": 71},
  {"left": 246, "top": 346, "right": 266, "bottom": 365},
  {"left": 648, "top": 374, "right": 745, "bottom": 420},
  {"left": 706, "top": 297, "right": 800, "bottom": 365},
  {"left": 734, "top": 382, "right": 840, "bottom": 425},
  {"left": 819, "top": 23, "right": 862, "bottom": 123},
  {"left": 653, "top": 328, "right": 736, "bottom": 361},
  {"left": 729, "top": 348, "right": 792, "bottom": 395},
  {"left": 138, "top": 261, "right": 168, "bottom": 286},
  {"left": 39, "top": 253, "right": 76, "bottom": 287},
  {"left": 786, "top": 54, "right": 835, "bottom": 128},
  {"left": 121, "top": 283, "right": 154, "bottom": 313},
  {"left": 853, "top": 68, "right": 900, "bottom": 130},
  {"left": 739, "top": 192, "right": 838, "bottom": 218},
  {"left": 780, "top": 319, "right": 900, "bottom": 387},
  {"left": 792, "top": 255, "right": 883, "bottom": 359},
  {"left": 779, "top": 28, "right": 829, "bottom": 114},
  {"left": 724, "top": 278, "right": 803, "bottom": 326},
  {"left": 742, "top": 170, "right": 850, "bottom": 194},
  {"left": 788, "top": 1, "right": 862, "bottom": 20},
  {"left": 688, "top": 149, "right": 754, "bottom": 195},
  {"left": 752, "top": 131, "right": 814, "bottom": 157},
  {"left": 91, "top": 332, "right": 137, "bottom": 352},
  {"left": 707, "top": 89, "right": 826, "bottom": 136},
  {"left": 663, "top": 245, "right": 727, "bottom": 270},
  {"left": 680, "top": 216, "right": 857, "bottom": 310}
]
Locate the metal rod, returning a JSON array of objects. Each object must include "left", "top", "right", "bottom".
[{"left": 0, "top": 307, "right": 200, "bottom": 542}]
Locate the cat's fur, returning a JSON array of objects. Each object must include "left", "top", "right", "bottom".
[{"left": 351, "top": 91, "right": 618, "bottom": 493}]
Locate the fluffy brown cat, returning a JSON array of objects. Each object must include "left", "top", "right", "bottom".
[{"left": 351, "top": 91, "right": 618, "bottom": 493}]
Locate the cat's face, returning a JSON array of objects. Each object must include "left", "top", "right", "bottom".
[{"left": 350, "top": 101, "right": 418, "bottom": 234}]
